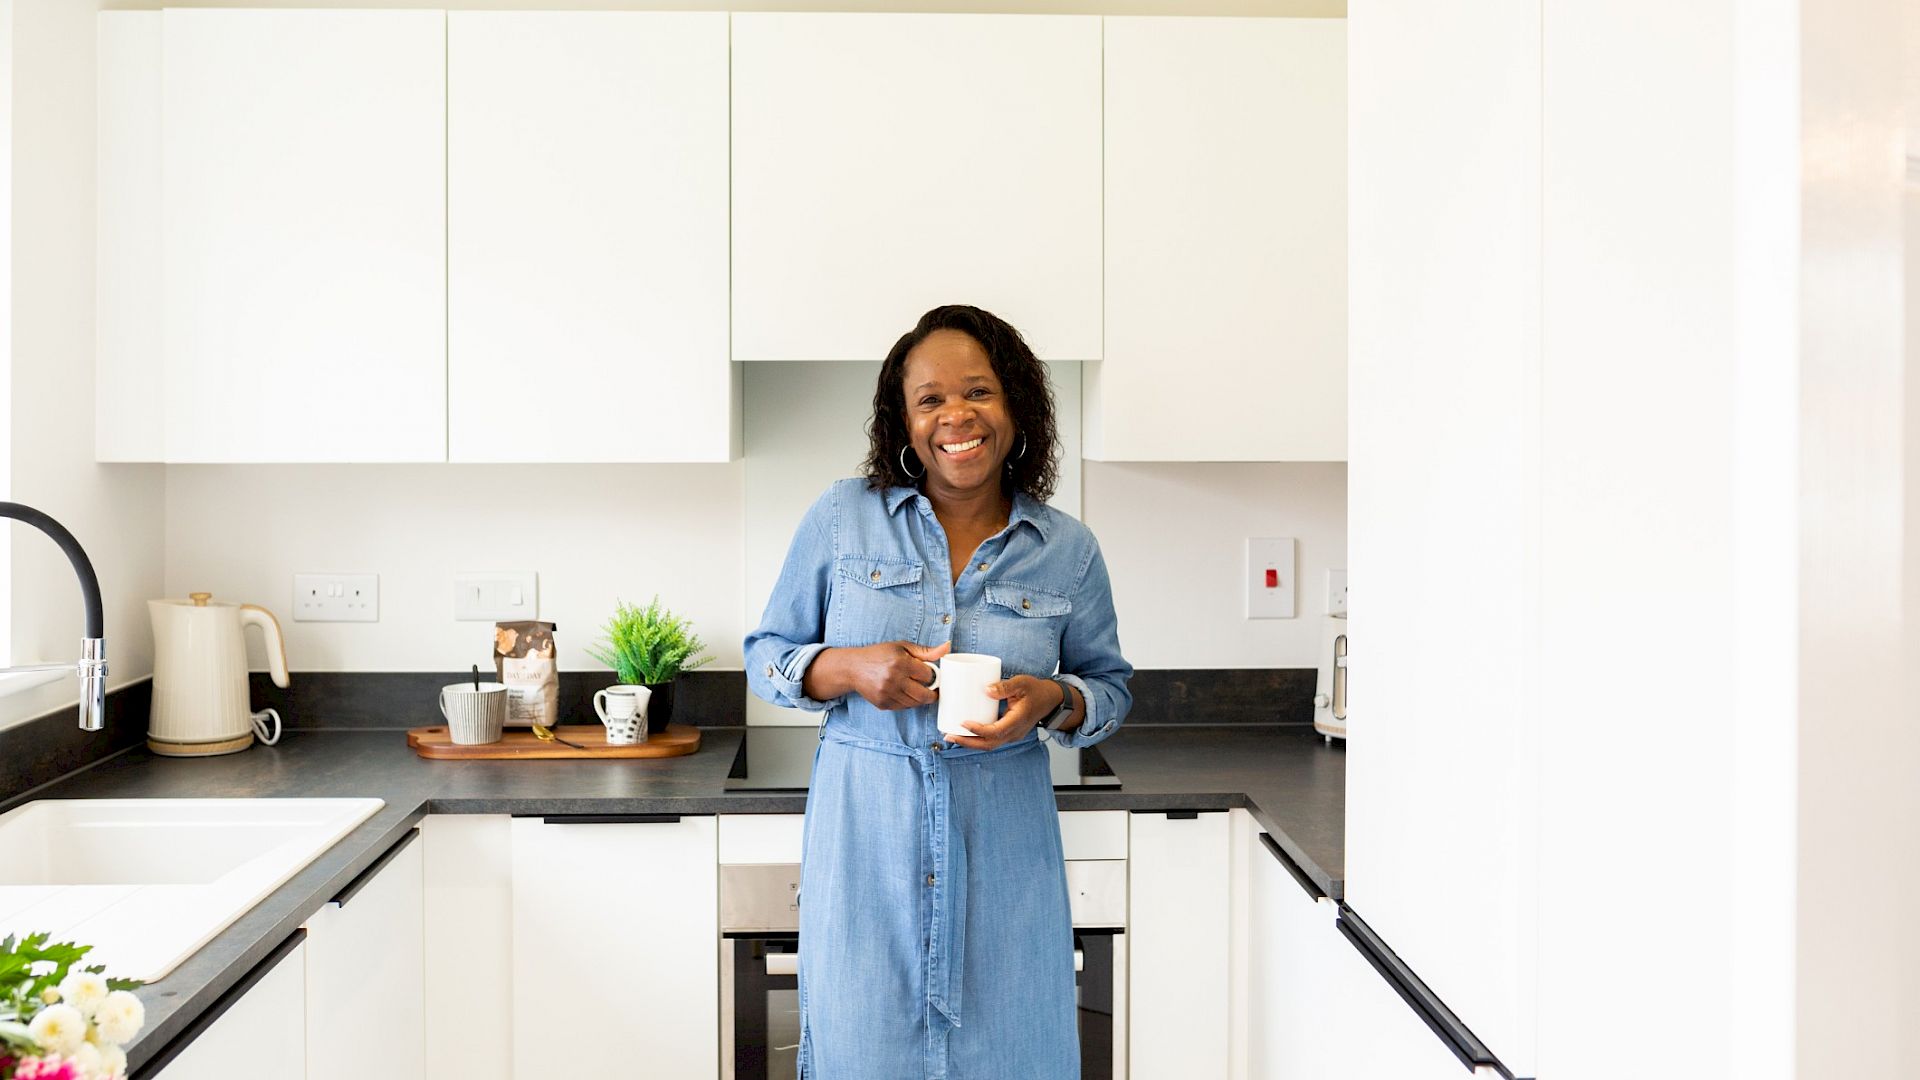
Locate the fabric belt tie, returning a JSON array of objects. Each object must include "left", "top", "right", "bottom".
[{"left": 818, "top": 727, "right": 1040, "bottom": 1030}]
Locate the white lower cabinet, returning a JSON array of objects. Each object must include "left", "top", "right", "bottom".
[
  {"left": 422, "top": 815, "right": 514, "bottom": 1080},
  {"left": 511, "top": 815, "right": 719, "bottom": 1080},
  {"left": 1330, "top": 932, "right": 1472, "bottom": 1079},
  {"left": 1235, "top": 811, "right": 1467, "bottom": 1080},
  {"left": 1244, "top": 818, "right": 1346, "bottom": 1078},
  {"left": 304, "top": 831, "right": 425, "bottom": 1080},
  {"left": 1130, "top": 809, "right": 1231, "bottom": 1077},
  {"left": 150, "top": 939, "right": 307, "bottom": 1080}
]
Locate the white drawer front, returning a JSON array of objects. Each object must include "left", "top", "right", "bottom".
[
  {"left": 718, "top": 814, "right": 805, "bottom": 864},
  {"left": 1059, "top": 810, "right": 1128, "bottom": 860},
  {"left": 1066, "top": 859, "right": 1127, "bottom": 927}
]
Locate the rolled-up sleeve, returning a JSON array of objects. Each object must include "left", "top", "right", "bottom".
[
  {"left": 745, "top": 490, "right": 843, "bottom": 713},
  {"left": 1049, "top": 541, "right": 1133, "bottom": 748}
]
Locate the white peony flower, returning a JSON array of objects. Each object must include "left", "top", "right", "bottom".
[
  {"left": 69, "top": 1039, "right": 105, "bottom": 1078},
  {"left": 27, "top": 1002, "right": 87, "bottom": 1055},
  {"left": 99, "top": 1041, "right": 129, "bottom": 1078},
  {"left": 92, "top": 990, "right": 144, "bottom": 1046},
  {"left": 57, "top": 971, "right": 110, "bottom": 1017}
]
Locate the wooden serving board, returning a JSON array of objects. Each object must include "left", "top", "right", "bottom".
[{"left": 407, "top": 723, "right": 701, "bottom": 760}]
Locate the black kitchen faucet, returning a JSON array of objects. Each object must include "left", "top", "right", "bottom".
[{"left": 0, "top": 501, "right": 106, "bottom": 730}]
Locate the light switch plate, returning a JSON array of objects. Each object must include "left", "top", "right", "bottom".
[
  {"left": 293, "top": 573, "right": 379, "bottom": 622},
  {"left": 1246, "top": 538, "right": 1296, "bottom": 619},
  {"left": 455, "top": 571, "right": 538, "bottom": 622}
]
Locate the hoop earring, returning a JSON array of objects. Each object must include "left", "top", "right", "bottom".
[
  {"left": 898, "top": 445, "right": 925, "bottom": 480},
  {"left": 1014, "top": 433, "right": 1028, "bottom": 460}
]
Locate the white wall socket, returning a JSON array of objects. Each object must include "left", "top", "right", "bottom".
[
  {"left": 455, "top": 571, "right": 538, "bottom": 622},
  {"left": 1327, "top": 569, "right": 1348, "bottom": 616},
  {"left": 293, "top": 573, "right": 379, "bottom": 622},
  {"left": 1246, "top": 537, "right": 1296, "bottom": 619}
]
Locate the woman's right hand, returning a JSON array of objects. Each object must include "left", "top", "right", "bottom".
[{"left": 805, "top": 640, "right": 950, "bottom": 711}]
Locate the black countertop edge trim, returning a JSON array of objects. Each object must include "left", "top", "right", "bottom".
[
  {"left": 1257, "top": 830, "right": 1325, "bottom": 901},
  {"left": 1335, "top": 905, "right": 1512, "bottom": 1080},
  {"left": 1131, "top": 808, "right": 1226, "bottom": 819},
  {"left": 331, "top": 827, "right": 419, "bottom": 907},
  {"left": 129, "top": 928, "right": 306, "bottom": 1080},
  {"left": 517, "top": 813, "right": 691, "bottom": 825}
]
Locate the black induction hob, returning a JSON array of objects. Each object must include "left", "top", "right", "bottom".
[{"left": 724, "top": 725, "right": 1121, "bottom": 792}]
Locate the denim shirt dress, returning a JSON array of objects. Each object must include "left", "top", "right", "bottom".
[{"left": 745, "top": 478, "right": 1134, "bottom": 1080}]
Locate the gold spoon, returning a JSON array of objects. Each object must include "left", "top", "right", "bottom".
[{"left": 531, "top": 723, "right": 590, "bottom": 751}]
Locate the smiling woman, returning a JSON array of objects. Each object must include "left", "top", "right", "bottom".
[{"left": 744, "top": 304, "right": 1134, "bottom": 1080}]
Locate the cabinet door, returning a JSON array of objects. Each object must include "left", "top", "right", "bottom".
[
  {"left": 447, "top": 12, "right": 733, "bottom": 463},
  {"left": 1244, "top": 828, "right": 1344, "bottom": 1080},
  {"left": 1328, "top": 922, "right": 1475, "bottom": 1079},
  {"left": 304, "top": 832, "right": 425, "bottom": 1080},
  {"left": 731, "top": 12, "right": 1102, "bottom": 362},
  {"left": 511, "top": 816, "right": 719, "bottom": 1080},
  {"left": 161, "top": 9, "right": 445, "bottom": 462},
  {"left": 422, "top": 815, "right": 513, "bottom": 1080},
  {"left": 152, "top": 939, "right": 306, "bottom": 1080},
  {"left": 1093, "top": 17, "right": 1346, "bottom": 462},
  {"left": 96, "top": 11, "right": 164, "bottom": 462},
  {"left": 1129, "top": 810, "right": 1230, "bottom": 1078}
]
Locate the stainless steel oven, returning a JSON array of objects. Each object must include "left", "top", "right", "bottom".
[{"left": 721, "top": 863, "right": 1127, "bottom": 1080}]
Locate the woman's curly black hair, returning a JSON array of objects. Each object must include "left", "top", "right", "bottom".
[{"left": 861, "top": 305, "right": 1060, "bottom": 503}]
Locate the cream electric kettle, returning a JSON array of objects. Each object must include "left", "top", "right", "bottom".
[{"left": 148, "top": 592, "right": 290, "bottom": 756}]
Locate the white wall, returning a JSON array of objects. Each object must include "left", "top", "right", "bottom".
[
  {"left": 172, "top": 362, "right": 1338, "bottom": 686},
  {"left": 165, "top": 464, "right": 743, "bottom": 674},
  {"left": 1791, "top": 1, "right": 1911, "bottom": 1074},
  {"left": 1086, "top": 461, "right": 1345, "bottom": 668},
  {"left": 1, "top": 0, "right": 165, "bottom": 731}
]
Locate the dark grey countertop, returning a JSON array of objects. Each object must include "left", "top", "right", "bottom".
[{"left": 24, "top": 723, "right": 1343, "bottom": 1073}]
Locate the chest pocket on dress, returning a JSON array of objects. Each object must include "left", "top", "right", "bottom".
[
  {"left": 979, "top": 581, "right": 1072, "bottom": 676},
  {"left": 833, "top": 556, "right": 926, "bottom": 646}
]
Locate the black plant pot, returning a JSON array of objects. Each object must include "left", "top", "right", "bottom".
[{"left": 642, "top": 679, "right": 676, "bottom": 732}]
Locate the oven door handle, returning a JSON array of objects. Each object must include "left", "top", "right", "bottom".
[{"left": 752, "top": 946, "right": 1084, "bottom": 977}]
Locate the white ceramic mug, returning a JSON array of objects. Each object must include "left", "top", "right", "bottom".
[
  {"left": 440, "top": 682, "right": 509, "bottom": 746},
  {"left": 923, "top": 653, "right": 1002, "bottom": 737},
  {"left": 594, "top": 684, "right": 653, "bottom": 745}
]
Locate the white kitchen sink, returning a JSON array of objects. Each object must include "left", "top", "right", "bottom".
[{"left": 0, "top": 798, "right": 384, "bottom": 981}]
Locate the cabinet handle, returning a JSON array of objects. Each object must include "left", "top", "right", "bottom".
[
  {"left": 1132, "top": 808, "right": 1224, "bottom": 820},
  {"left": 524, "top": 813, "right": 685, "bottom": 825},
  {"left": 127, "top": 929, "right": 307, "bottom": 1080},
  {"left": 331, "top": 827, "right": 418, "bottom": 907},
  {"left": 1256, "top": 831, "right": 1325, "bottom": 901},
  {"left": 1335, "top": 905, "right": 1512, "bottom": 1078}
]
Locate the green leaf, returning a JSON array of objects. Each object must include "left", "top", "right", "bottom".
[{"left": 588, "top": 596, "right": 711, "bottom": 685}]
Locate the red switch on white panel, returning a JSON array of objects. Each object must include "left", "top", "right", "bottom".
[{"left": 1246, "top": 538, "right": 1297, "bottom": 619}]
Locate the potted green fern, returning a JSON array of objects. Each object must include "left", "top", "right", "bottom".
[{"left": 586, "top": 597, "right": 711, "bottom": 731}]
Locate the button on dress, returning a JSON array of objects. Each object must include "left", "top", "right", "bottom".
[{"left": 745, "top": 479, "right": 1134, "bottom": 1080}]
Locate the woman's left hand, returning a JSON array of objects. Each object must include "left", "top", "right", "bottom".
[{"left": 942, "top": 675, "right": 1066, "bottom": 751}]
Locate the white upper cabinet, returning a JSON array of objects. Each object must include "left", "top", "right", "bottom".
[
  {"left": 160, "top": 10, "right": 447, "bottom": 462},
  {"left": 1090, "top": 17, "right": 1347, "bottom": 462},
  {"left": 730, "top": 13, "right": 1102, "bottom": 362},
  {"left": 447, "top": 12, "right": 735, "bottom": 463},
  {"left": 96, "top": 12, "right": 164, "bottom": 462}
]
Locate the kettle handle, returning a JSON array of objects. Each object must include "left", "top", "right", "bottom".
[{"left": 239, "top": 604, "right": 291, "bottom": 689}]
